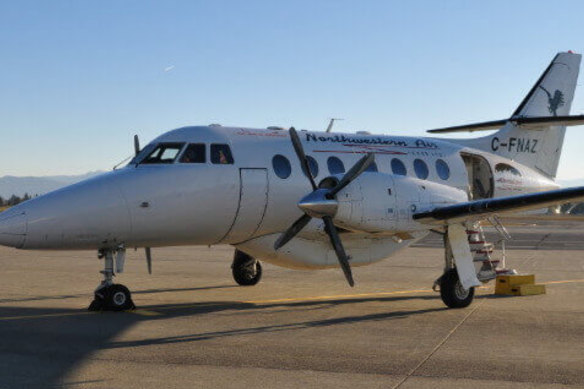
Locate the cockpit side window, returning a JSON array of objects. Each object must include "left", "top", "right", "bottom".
[
  {"left": 211, "top": 144, "right": 234, "bottom": 165},
  {"left": 179, "top": 144, "right": 206, "bottom": 163},
  {"left": 140, "top": 143, "right": 185, "bottom": 164}
]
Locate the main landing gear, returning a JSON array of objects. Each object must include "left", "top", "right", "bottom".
[
  {"left": 231, "top": 250, "right": 262, "bottom": 286},
  {"left": 433, "top": 231, "right": 476, "bottom": 309},
  {"left": 88, "top": 248, "right": 136, "bottom": 311}
]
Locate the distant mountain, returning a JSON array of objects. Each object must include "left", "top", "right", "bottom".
[
  {"left": 0, "top": 171, "right": 105, "bottom": 198},
  {"left": 557, "top": 179, "right": 584, "bottom": 188}
]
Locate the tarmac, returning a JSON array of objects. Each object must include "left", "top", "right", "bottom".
[{"left": 0, "top": 224, "right": 583, "bottom": 388}]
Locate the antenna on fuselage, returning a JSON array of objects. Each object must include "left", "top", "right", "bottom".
[{"left": 325, "top": 118, "right": 344, "bottom": 133}]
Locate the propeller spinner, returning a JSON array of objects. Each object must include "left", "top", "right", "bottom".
[{"left": 274, "top": 127, "right": 375, "bottom": 287}]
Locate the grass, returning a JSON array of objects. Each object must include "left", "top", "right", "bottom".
[{"left": 0, "top": 206, "right": 9, "bottom": 213}]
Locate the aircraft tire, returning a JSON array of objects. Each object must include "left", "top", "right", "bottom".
[
  {"left": 88, "top": 284, "right": 136, "bottom": 311},
  {"left": 440, "top": 269, "right": 474, "bottom": 309},
  {"left": 232, "top": 251, "right": 263, "bottom": 286}
]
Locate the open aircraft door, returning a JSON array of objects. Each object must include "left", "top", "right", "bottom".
[
  {"left": 219, "top": 168, "right": 269, "bottom": 243},
  {"left": 461, "top": 152, "right": 494, "bottom": 200}
]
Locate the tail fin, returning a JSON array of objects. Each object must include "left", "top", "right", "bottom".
[
  {"left": 512, "top": 52, "right": 580, "bottom": 118},
  {"left": 458, "top": 52, "right": 581, "bottom": 179}
]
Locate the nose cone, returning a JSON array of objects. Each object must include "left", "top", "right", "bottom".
[
  {"left": 22, "top": 171, "right": 131, "bottom": 250},
  {"left": 0, "top": 210, "right": 27, "bottom": 248},
  {"left": 298, "top": 189, "right": 338, "bottom": 218}
]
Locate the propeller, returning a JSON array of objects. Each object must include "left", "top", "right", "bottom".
[
  {"left": 274, "top": 127, "right": 375, "bottom": 286},
  {"left": 134, "top": 134, "right": 141, "bottom": 156},
  {"left": 145, "top": 247, "right": 152, "bottom": 274},
  {"left": 289, "top": 128, "right": 318, "bottom": 191}
]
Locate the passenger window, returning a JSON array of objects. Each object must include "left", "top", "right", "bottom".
[
  {"left": 273, "top": 155, "right": 292, "bottom": 179},
  {"left": 391, "top": 158, "right": 407, "bottom": 176},
  {"left": 495, "top": 163, "right": 521, "bottom": 176},
  {"left": 141, "top": 143, "right": 185, "bottom": 164},
  {"left": 306, "top": 156, "right": 319, "bottom": 178},
  {"left": 414, "top": 159, "right": 429, "bottom": 179},
  {"left": 436, "top": 159, "right": 450, "bottom": 180},
  {"left": 327, "top": 156, "right": 345, "bottom": 175},
  {"left": 366, "top": 161, "right": 378, "bottom": 172},
  {"left": 211, "top": 144, "right": 234, "bottom": 165},
  {"left": 180, "top": 144, "right": 206, "bottom": 163}
]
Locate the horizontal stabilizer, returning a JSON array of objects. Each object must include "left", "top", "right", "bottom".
[
  {"left": 426, "top": 115, "right": 584, "bottom": 134},
  {"left": 413, "top": 186, "right": 584, "bottom": 224}
]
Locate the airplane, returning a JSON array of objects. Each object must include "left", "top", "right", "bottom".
[{"left": 1, "top": 51, "right": 584, "bottom": 312}]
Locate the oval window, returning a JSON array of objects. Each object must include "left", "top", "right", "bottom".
[
  {"left": 391, "top": 158, "right": 407, "bottom": 176},
  {"left": 436, "top": 159, "right": 450, "bottom": 180},
  {"left": 413, "top": 159, "right": 429, "bottom": 179},
  {"left": 495, "top": 163, "right": 521, "bottom": 176},
  {"left": 306, "top": 156, "right": 319, "bottom": 178},
  {"left": 327, "top": 156, "right": 345, "bottom": 175},
  {"left": 272, "top": 155, "right": 291, "bottom": 179}
]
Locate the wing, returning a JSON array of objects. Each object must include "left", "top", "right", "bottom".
[{"left": 413, "top": 186, "right": 584, "bottom": 225}]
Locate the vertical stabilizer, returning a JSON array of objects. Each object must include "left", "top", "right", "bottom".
[
  {"left": 512, "top": 52, "right": 579, "bottom": 118},
  {"left": 460, "top": 52, "right": 581, "bottom": 179}
]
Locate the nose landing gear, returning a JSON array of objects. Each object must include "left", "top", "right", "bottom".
[{"left": 88, "top": 248, "right": 136, "bottom": 311}]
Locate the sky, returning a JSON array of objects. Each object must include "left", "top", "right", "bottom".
[{"left": 1, "top": 0, "right": 584, "bottom": 179}]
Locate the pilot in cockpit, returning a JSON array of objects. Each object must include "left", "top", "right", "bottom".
[
  {"left": 180, "top": 144, "right": 205, "bottom": 164},
  {"left": 180, "top": 148, "right": 197, "bottom": 163},
  {"left": 218, "top": 150, "right": 228, "bottom": 164}
]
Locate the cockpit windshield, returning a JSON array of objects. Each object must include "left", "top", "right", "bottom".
[{"left": 133, "top": 143, "right": 186, "bottom": 165}]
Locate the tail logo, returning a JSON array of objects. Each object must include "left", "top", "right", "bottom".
[{"left": 538, "top": 86, "right": 565, "bottom": 116}]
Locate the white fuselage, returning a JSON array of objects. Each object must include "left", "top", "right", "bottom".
[{"left": 0, "top": 126, "right": 558, "bottom": 269}]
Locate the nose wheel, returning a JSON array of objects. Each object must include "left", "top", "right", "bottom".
[
  {"left": 88, "top": 248, "right": 136, "bottom": 311},
  {"left": 89, "top": 284, "right": 135, "bottom": 311},
  {"left": 232, "top": 250, "right": 263, "bottom": 286}
]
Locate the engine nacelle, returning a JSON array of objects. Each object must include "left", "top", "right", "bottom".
[{"left": 334, "top": 173, "right": 467, "bottom": 233}]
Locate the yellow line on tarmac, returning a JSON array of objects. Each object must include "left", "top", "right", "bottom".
[
  {"left": 242, "top": 289, "right": 434, "bottom": 305},
  {"left": 0, "top": 311, "right": 94, "bottom": 321},
  {"left": 242, "top": 285, "right": 495, "bottom": 305},
  {"left": 0, "top": 308, "right": 161, "bottom": 321},
  {"left": 130, "top": 309, "right": 163, "bottom": 316},
  {"left": 541, "top": 279, "right": 584, "bottom": 285}
]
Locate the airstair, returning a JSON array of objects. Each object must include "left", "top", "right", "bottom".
[{"left": 468, "top": 218, "right": 515, "bottom": 282}]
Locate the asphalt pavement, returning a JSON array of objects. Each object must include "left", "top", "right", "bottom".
[{"left": 0, "top": 228, "right": 583, "bottom": 388}]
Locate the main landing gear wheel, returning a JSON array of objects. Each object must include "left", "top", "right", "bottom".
[
  {"left": 440, "top": 269, "right": 475, "bottom": 309},
  {"left": 88, "top": 284, "right": 136, "bottom": 312},
  {"left": 232, "top": 250, "right": 262, "bottom": 286}
]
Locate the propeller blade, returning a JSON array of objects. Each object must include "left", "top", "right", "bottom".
[
  {"left": 289, "top": 127, "right": 317, "bottom": 191},
  {"left": 329, "top": 153, "right": 375, "bottom": 197},
  {"left": 274, "top": 214, "right": 312, "bottom": 250},
  {"left": 145, "top": 247, "right": 152, "bottom": 274},
  {"left": 322, "top": 216, "right": 354, "bottom": 287},
  {"left": 134, "top": 134, "right": 140, "bottom": 156}
]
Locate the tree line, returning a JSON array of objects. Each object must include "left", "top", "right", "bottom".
[{"left": 0, "top": 193, "right": 34, "bottom": 207}]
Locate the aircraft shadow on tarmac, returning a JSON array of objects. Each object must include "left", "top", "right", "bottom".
[{"left": 0, "top": 291, "right": 445, "bottom": 387}]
